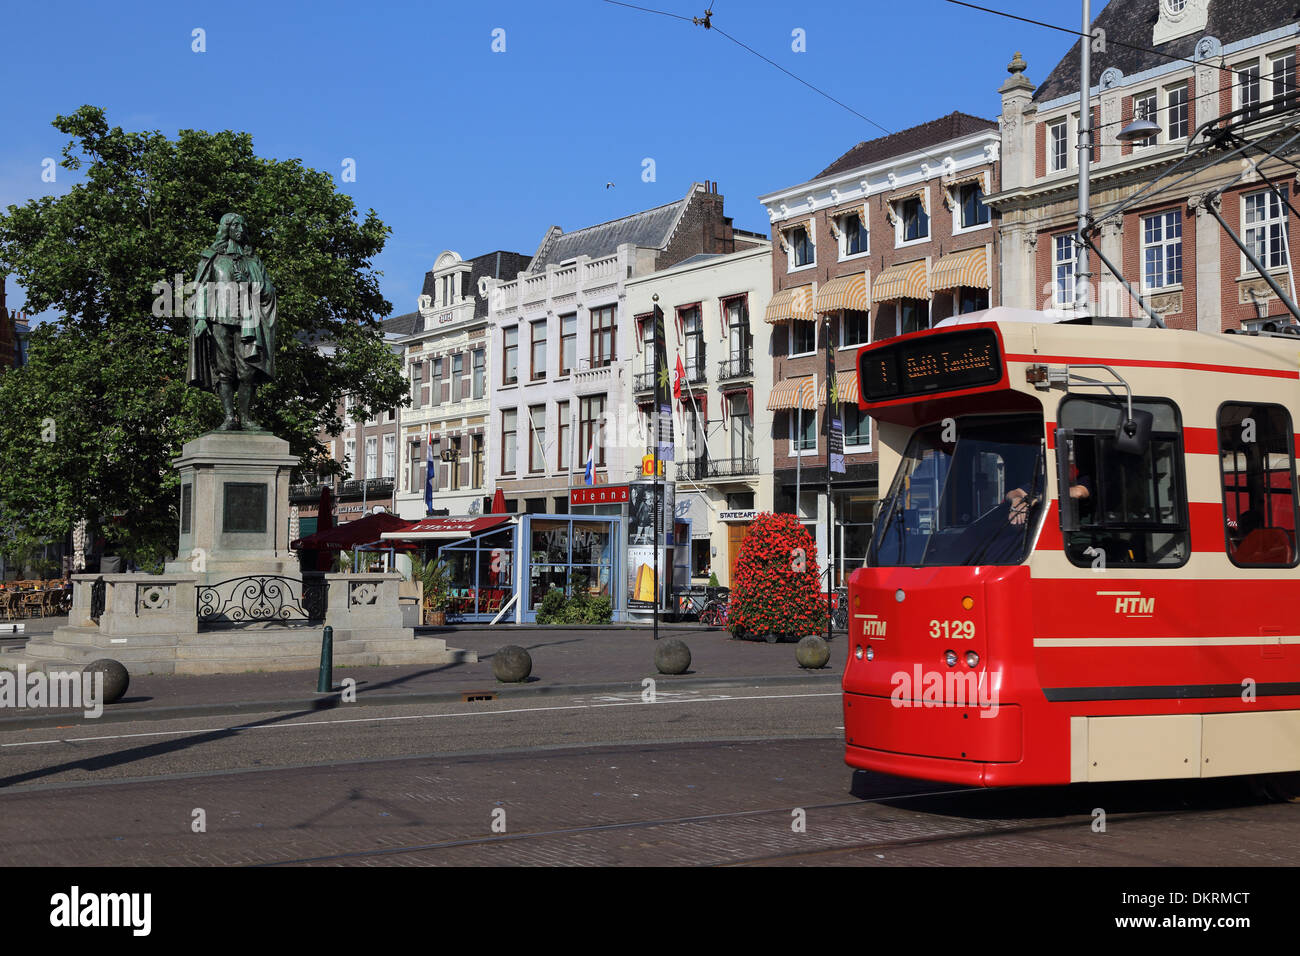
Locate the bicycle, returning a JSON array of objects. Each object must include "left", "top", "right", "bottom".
[
  {"left": 698, "top": 597, "right": 729, "bottom": 627},
  {"left": 830, "top": 587, "right": 848, "bottom": 631}
]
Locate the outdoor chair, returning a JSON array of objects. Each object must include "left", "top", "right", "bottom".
[
  {"left": 0, "top": 591, "right": 21, "bottom": 621},
  {"left": 21, "top": 590, "right": 45, "bottom": 619}
]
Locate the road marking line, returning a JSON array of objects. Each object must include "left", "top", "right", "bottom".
[{"left": 0, "top": 691, "right": 842, "bottom": 748}]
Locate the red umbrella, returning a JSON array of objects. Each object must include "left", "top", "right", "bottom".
[{"left": 491, "top": 488, "right": 507, "bottom": 514}]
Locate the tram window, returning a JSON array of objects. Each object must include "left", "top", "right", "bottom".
[
  {"left": 1217, "top": 402, "right": 1299, "bottom": 567},
  {"left": 1058, "top": 397, "right": 1189, "bottom": 568}
]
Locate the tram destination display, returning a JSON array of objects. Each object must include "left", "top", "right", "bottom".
[{"left": 860, "top": 328, "right": 1002, "bottom": 401}]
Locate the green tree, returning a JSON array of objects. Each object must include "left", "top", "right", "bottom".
[{"left": 0, "top": 106, "right": 407, "bottom": 568}]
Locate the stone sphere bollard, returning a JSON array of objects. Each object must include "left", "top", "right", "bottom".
[
  {"left": 492, "top": 645, "right": 533, "bottom": 683},
  {"left": 84, "top": 658, "right": 130, "bottom": 704},
  {"left": 655, "top": 639, "right": 691, "bottom": 675},
  {"left": 795, "top": 635, "right": 830, "bottom": 670}
]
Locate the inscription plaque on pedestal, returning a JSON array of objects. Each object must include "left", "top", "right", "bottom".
[
  {"left": 181, "top": 483, "right": 193, "bottom": 535},
  {"left": 223, "top": 482, "right": 268, "bottom": 534}
]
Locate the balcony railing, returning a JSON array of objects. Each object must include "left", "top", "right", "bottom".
[
  {"left": 291, "top": 477, "right": 396, "bottom": 501},
  {"left": 684, "top": 360, "right": 707, "bottom": 384},
  {"left": 633, "top": 370, "right": 656, "bottom": 393},
  {"left": 676, "top": 457, "right": 758, "bottom": 481},
  {"left": 717, "top": 353, "right": 753, "bottom": 381}
]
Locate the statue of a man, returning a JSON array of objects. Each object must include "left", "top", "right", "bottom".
[{"left": 187, "top": 213, "right": 277, "bottom": 430}]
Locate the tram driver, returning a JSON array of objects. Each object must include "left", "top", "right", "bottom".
[{"left": 1006, "top": 461, "right": 1092, "bottom": 526}]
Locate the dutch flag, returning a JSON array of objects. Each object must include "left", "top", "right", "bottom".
[{"left": 583, "top": 440, "right": 595, "bottom": 486}]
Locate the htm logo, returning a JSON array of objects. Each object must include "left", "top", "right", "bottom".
[
  {"left": 1099, "top": 590, "right": 1154, "bottom": 616},
  {"left": 857, "top": 614, "right": 887, "bottom": 637}
]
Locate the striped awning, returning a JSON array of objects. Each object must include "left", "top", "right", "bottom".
[
  {"left": 817, "top": 371, "right": 861, "bottom": 406},
  {"left": 872, "top": 260, "right": 929, "bottom": 302},
  {"left": 766, "top": 376, "right": 817, "bottom": 411},
  {"left": 931, "top": 247, "right": 989, "bottom": 292},
  {"left": 763, "top": 285, "right": 816, "bottom": 324},
  {"left": 815, "top": 273, "right": 870, "bottom": 313}
]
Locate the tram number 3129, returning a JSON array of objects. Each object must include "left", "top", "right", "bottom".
[{"left": 929, "top": 619, "right": 976, "bottom": 639}]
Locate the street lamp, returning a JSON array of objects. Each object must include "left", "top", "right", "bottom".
[{"left": 1116, "top": 116, "right": 1161, "bottom": 142}]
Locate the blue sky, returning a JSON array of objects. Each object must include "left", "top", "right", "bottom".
[{"left": 1, "top": 0, "right": 1106, "bottom": 324}]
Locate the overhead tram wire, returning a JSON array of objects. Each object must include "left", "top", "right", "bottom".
[
  {"left": 600, "top": 0, "right": 960, "bottom": 172},
  {"left": 942, "top": 0, "right": 1266, "bottom": 85}
]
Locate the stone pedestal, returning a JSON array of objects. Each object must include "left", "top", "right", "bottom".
[{"left": 165, "top": 430, "right": 300, "bottom": 580}]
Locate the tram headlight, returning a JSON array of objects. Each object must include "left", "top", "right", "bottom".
[
  {"left": 866, "top": 646, "right": 874, "bottom": 661},
  {"left": 855, "top": 645, "right": 864, "bottom": 660},
  {"left": 895, "top": 589, "right": 906, "bottom": 603},
  {"left": 965, "top": 651, "right": 980, "bottom": 668},
  {"left": 944, "top": 649, "right": 958, "bottom": 667}
]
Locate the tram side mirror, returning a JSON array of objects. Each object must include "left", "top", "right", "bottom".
[
  {"left": 1055, "top": 428, "right": 1078, "bottom": 534},
  {"left": 1114, "top": 408, "right": 1153, "bottom": 456}
]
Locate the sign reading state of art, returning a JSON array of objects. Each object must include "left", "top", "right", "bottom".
[
  {"left": 719, "top": 510, "right": 758, "bottom": 522},
  {"left": 570, "top": 485, "right": 631, "bottom": 505}
]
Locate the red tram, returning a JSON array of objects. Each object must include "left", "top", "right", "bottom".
[{"left": 842, "top": 307, "right": 1300, "bottom": 792}]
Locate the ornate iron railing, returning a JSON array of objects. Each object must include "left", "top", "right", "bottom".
[
  {"left": 197, "top": 575, "right": 327, "bottom": 625},
  {"left": 633, "top": 370, "right": 656, "bottom": 393},
  {"left": 676, "top": 457, "right": 758, "bottom": 481},
  {"left": 717, "top": 353, "right": 753, "bottom": 381}
]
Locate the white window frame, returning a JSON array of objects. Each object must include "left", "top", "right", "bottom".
[
  {"left": 1048, "top": 117, "right": 1071, "bottom": 173},
  {"left": 842, "top": 401, "right": 872, "bottom": 452},
  {"left": 382, "top": 433, "right": 396, "bottom": 479},
  {"left": 894, "top": 193, "right": 930, "bottom": 248},
  {"left": 1269, "top": 50, "right": 1297, "bottom": 109},
  {"left": 1141, "top": 209, "right": 1183, "bottom": 292},
  {"left": 1165, "top": 82, "right": 1189, "bottom": 142},
  {"left": 952, "top": 180, "right": 992, "bottom": 235},
  {"left": 838, "top": 308, "right": 872, "bottom": 351},
  {"left": 785, "top": 223, "right": 816, "bottom": 272},
  {"left": 837, "top": 211, "right": 869, "bottom": 261},
  {"left": 788, "top": 318, "right": 817, "bottom": 358},
  {"left": 1242, "top": 185, "right": 1290, "bottom": 274},
  {"left": 1132, "top": 89, "right": 1159, "bottom": 150},
  {"left": 787, "top": 401, "right": 819, "bottom": 458},
  {"left": 1235, "top": 59, "right": 1262, "bottom": 118},
  {"left": 364, "top": 436, "right": 378, "bottom": 479},
  {"left": 1053, "top": 233, "right": 1076, "bottom": 308}
]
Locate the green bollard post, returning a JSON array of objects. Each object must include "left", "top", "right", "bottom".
[{"left": 317, "top": 625, "right": 334, "bottom": 693}]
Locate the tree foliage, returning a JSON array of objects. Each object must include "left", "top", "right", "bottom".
[
  {"left": 0, "top": 106, "right": 407, "bottom": 567},
  {"left": 727, "top": 512, "right": 828, "bottom": 638}
]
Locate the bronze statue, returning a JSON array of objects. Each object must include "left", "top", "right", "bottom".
[{"left": 187, "top": 213, "right": 277, "bottom": 430}]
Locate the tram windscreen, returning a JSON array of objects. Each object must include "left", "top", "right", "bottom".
[{"left": 870, "top": 415, "right": 1045, "bottom": 567}]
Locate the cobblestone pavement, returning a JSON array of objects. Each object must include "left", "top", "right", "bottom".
[{"left": 0, "top": 686, "right": 1293, "bottom": 867}]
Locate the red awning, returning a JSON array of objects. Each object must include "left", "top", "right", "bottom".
[
  {"left": 379, "top": 514, "right": 514, "bottom": 542},
  {"left": 291, "top": 511, "right": 412, "bottom": 550}
]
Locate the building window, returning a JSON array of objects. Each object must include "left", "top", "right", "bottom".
[
  {"left": 900, "top": 300, "right": 928, "bottom": 335},
  {"left": 1142, "top": 210, "right": 1183, "bottom": 291},
  {"left": 844, "top": 403, "right": 870, "bottom": 448},
  {"left": 560, "top": 314, "right": 576, "bottom": 376},
  {"left": 410, "top": 362, "right": 423, "bottom": 406},
  {"left": 558, "top": 415, "right": 571, "bottom": 474},
  {"left": 451, "top": 353, "right": 464, "bottom": 402},
  {"left": 1218, "top": 402, "right": 1298, "bottom": 567},
  {"left": 590, "top": 305, "right": 615, "bottom": 367},
  {"left": 790, "top": 319, "right": 816, "bottom": 356},
  {"left": 344, "top": 438, "right": 356, "bottom": 475},
  {"left": 471, "top": 434, "right": 484, "bottom": 488},
  {"left": 682, "top": 306, "right": 704, "bottom": 378},
  {"left": 503, "top": 326, "right": 519, "bottom": 385},
  {"left": 472, "top": 348, "right": 485, "bottom": 399},
  {"left": 1133, "top": 90, "right": 1158, "bottom": 147},
  {"left": 726, "top": 298, "right": 750, "bottom": 359},
  {"left": 729, "top": 393, "right": 752, "bottom": 462},
  {"left": 790, "top": 405, "right": 817, "bottom": 453},
  {"left": 530, "top": 320, "right": 547, "bottom": 381},
  {"left": 1245, "top": 186, "right": 1290, "bottom": 270},
  {"left": 640, "top": 315, "right": 655, "bottom": 379},
  {"left": 1166, "top": 83, "right": 1189, "bottom": 140},
  {"left": 840, "top": 213, "right": 868, "bottom": 256},
  {"left": 841, "top": 310, "right": 870, "bottom": 347},
  {"left": 408, "top": 439, "right": 422, "bottom": 493},
  {"left": 1049, "top": 118, "right": 1069, "bottom": 172},
  {"left": 789, "top": 225, "right": 814, "bottom": 267},
  {"left": 382, "top": 434, "right": 395, "bottom": 478},
  {"left": 529, "top": 404, "right": 546, "bottom": 473},
  {"left": 580, "top": 395, "right": 607, "bottom": 467},
  {"left": 959, "top": 288, "right": 990, "bottom": 314},
  {"left": 1054, "top": 233, "right": 1076, "bottom": 307},
  {"left": 365, "top": 436, "right": 377, "bottom": 478},
  {"left": 1271, "top": 51, "right": 1297, "bottom": 109},
  {"left": 430, "top": 356, "right": 443, "bottom": 405},
  {"left": 447, "top": 437, "right": 461, "bottom": 491},
  {"left": 501, "top": 409, "right": 517, "bottom": 474},
  {"left": 900, "top": 196, "right": 929, "bottom": 242},
  {"left": 1237, "top": 60, "right": 1262, "bottom": 119},
  {"left": 958, "top": 182, "right": 990, "bottom": 228}
]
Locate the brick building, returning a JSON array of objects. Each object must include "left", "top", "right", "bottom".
[
  {"left": 757, "top": 112, "right": 1001, "bottom": 583},
  {"left": 0, "top": 285, "right": 30, "bottom": 371},
  {"left": 993, "top": 0, "right": 1300, "bottom": 331}
]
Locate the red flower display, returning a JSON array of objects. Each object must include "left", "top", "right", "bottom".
[{"left": 727, "top": 512, "right": 828, "bottom": 639}]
